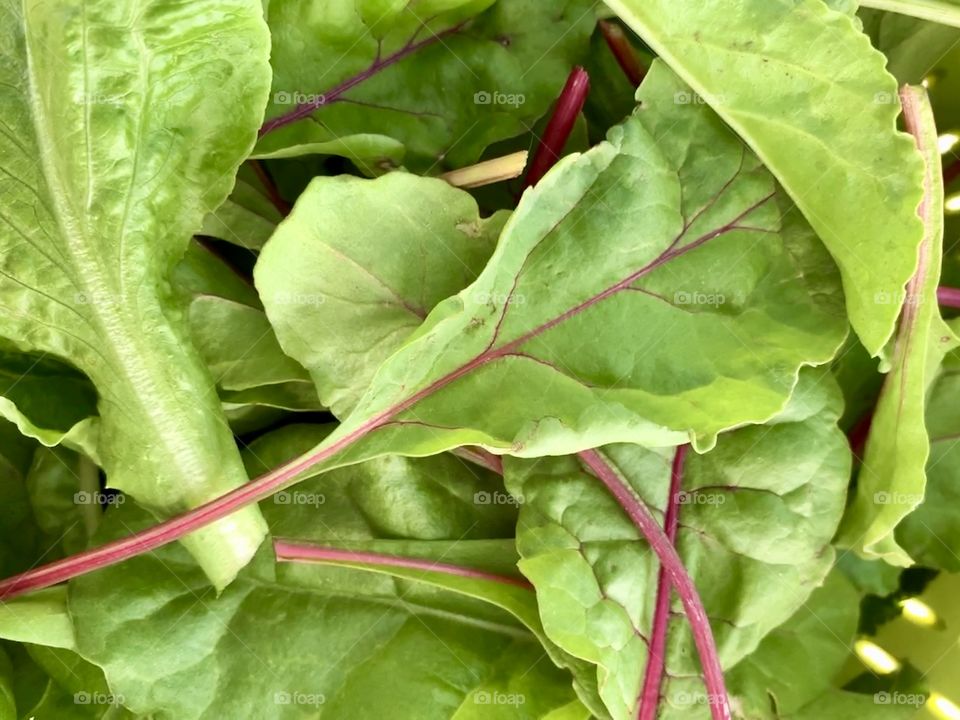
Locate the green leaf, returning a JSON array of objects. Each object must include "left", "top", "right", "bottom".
[
  {"left": 502, "top": 370, "right": 850, "bottom": 720},
  {"left": 895, "top": 350, "right": 960, "bottom": 569},
  {"left": 0, "top": 587, "right": 75, "bottom": 651},
  {"left": 255, "top": 0, "right": 595, "bottom": 171},
  {"left": 171, "top": 240, "right": 261, "bottom": 309},
  {"left": 259, "top": 172, "right": 506, "bottom": 417},
  {"left": 189, "top": 295, "right": 318, "bottom": 398},
  {"left": 0, "top": 0, "right": 273, "bottom": 587},
  {"left": 860, "top": 0, "right": 960, "bottom": 28},
  {"left": 786, "top": 690, "right": 920, "bottom": 719},
  {"left": 0, "top": 648, "right": 13, "bottom": 720},
  {"left": 200, "top": 167, "right": 283, "bottom": 250},
  {"left": 256, "top": 63, "right": 846, "bottom": 473},
  {"left": 606, "top": 0, "right": 926, "bottom": 356},
  {"left": 838, "top": 87, "right": 959, "bottom": 565},
  {"left": 860, "top": 8, "right": 960, "bottom": 83},
  {"left": 726, "top": 572, "right": 859, "bottom": 716},
  {"left": 66, "top": 460, "right": 583, "bottom": 719},
  {"left": 0, "top": 345, "right": 98, "bottom": 457}
]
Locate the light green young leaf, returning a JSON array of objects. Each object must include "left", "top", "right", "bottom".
[
  {"left": 0, "top": 649, "right": 12, "bottom": 720},
  {"left": 606, "top": 0, "right": 926, "bottom": 356},
  {"left": 189, "top": 296, "right": 317, "bottom": 398},
  {"left": 255, "top": 0, "right": 595, "bottom": 171},
  {"left": 260, "top": 173, "right": 507, "bottom": 417},
  {"left": 171, "top": 241, "right": 261, "bottom": 309},
  {"left": 256, "top": 64, "right": 846, "bottom": 471},
  {"left": 726, "top": 572, "right": 859, "bottom": 717},
  {"left": 838, "top": 87, "right": 959, "bottom": 565},
  {"left": 895, "top": 342, "right": 960, "bottom": 568},
  {"left": 860, "top": 8, "right": 960, "bottom": 83},
  {"left": 66, "top": 455, "right": 582, "bottom": 719},
  {"left": 503, "top": 370, "right": 850, "bottom": 720},
  {"left": 0, "top": 587, "right": 75, "bottom": 651},
  {"left": 0, "top": 345, "right": 98, "bottom": 457},
  {"left": 200, "top": 166, "right": 283, "bottom": 250},
  {"left": 0, "top": 0, "right": 272, "bottom": 587},
  {"left": 860, "top": 0, "right": 960, "bottom": 28}
]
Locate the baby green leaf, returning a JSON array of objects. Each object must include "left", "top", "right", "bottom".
[
  {"left": 503, "top": 371, "right": 850, "bottom": 720},
  {"left": 257, "top": 63, "right": 846, "bottom": 466},
  {"left": 255, "top": 0, "right": 595, "bottom": 171},
  {"left": 606, "top": 0, "right": 926, "bottom": 357},
  {"left": 260, "top": 173, "right": 506, "bottom": 417},
  {"left": 838, "top": 87, "right": 959, "bottom": 565},
  {"left": 0, "top": 0, "right": 271, "bottom": 588}
]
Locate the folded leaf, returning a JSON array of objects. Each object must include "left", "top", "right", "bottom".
[
  {"left": 0, "top": 0, "right": 272, "bottom": 587},
  {"left": 255, "top": 0, "right": 595, "bottom": 171},
  {"left": 838, "top": 86, "right": 958, "bottom": 564},
  {"left": 256, "top": 63, "right": 846, "bottom": 473},
  {"left": 502, "top": 370, "right": 850, "bottom": 720},
  {"left": 605, "top": 0, "right": 926, "bottom": 356}
]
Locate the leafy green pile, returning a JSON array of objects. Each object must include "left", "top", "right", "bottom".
[{"left": 1, "top": 0, "right": 960, "bottom": 718}]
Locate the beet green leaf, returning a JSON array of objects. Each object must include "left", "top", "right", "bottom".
[
  {"left": 606, "top": 0, "right": 926, "bottom": 357},
  {"left": 503, "top": 370, "right": 850, "bottom": 720},
  {"left": 256, "top": 62, "right": 846, "bottom": 474}
]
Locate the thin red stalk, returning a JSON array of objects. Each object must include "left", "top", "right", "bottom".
[
  {"left": 598, "top": 20, "right": 645, "bottom": 87},
  {"left": 523, "top": 67, "right": 591, "bottom": 188},
  {"left": 939, "top": 286, "right": 960, "bottom": 309},
  {"left": 0, "top": 178, "right": 771, "bottom": 600},
  {"left": 259, "top": 24, "right": 464, "bottom": 137},
  {"left": 638, "top": 445, "right": 687, "bottom": 720},
  {"left": 848, "top": 411, "right": 874, "bottom": 461},
  {"left": 273, "top": 539, "right": 531, "bottom": 589},
  {"left": 249, "top": 160, "right": 291, "bottom": 216},
  {"left": 578, "top": 449, "right": 730, "bottom": 720},
  {"left": 451, "top": 446, "right": 504, "bottom": 475}
]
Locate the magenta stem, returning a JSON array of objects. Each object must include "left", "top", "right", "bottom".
[
  {"left": 259, "top": 23, "right": 464, "bottom": 137},
  {"left": 578, "top": 449, "right": 730, "bottom": 720},
  {"left": 638, "top": 445, "right": 687, "bottom": 720},
  {"left": 249, "top": 160, "right": 291, "bottom": 216},
  {"left": 939, "top": 286, "right": 960, "bottom": 309},
  {"left": 524, "top": 66, "right": 590, "bottom": 188},
  {"left": 598, "top": 20, "right": 645, "bottom": 87},
  {"left": 0, "top": 166, "right": 772, "bottom": 601},
  {"left": 273, "top": 539, "right": 531, "bottom": 588}
]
